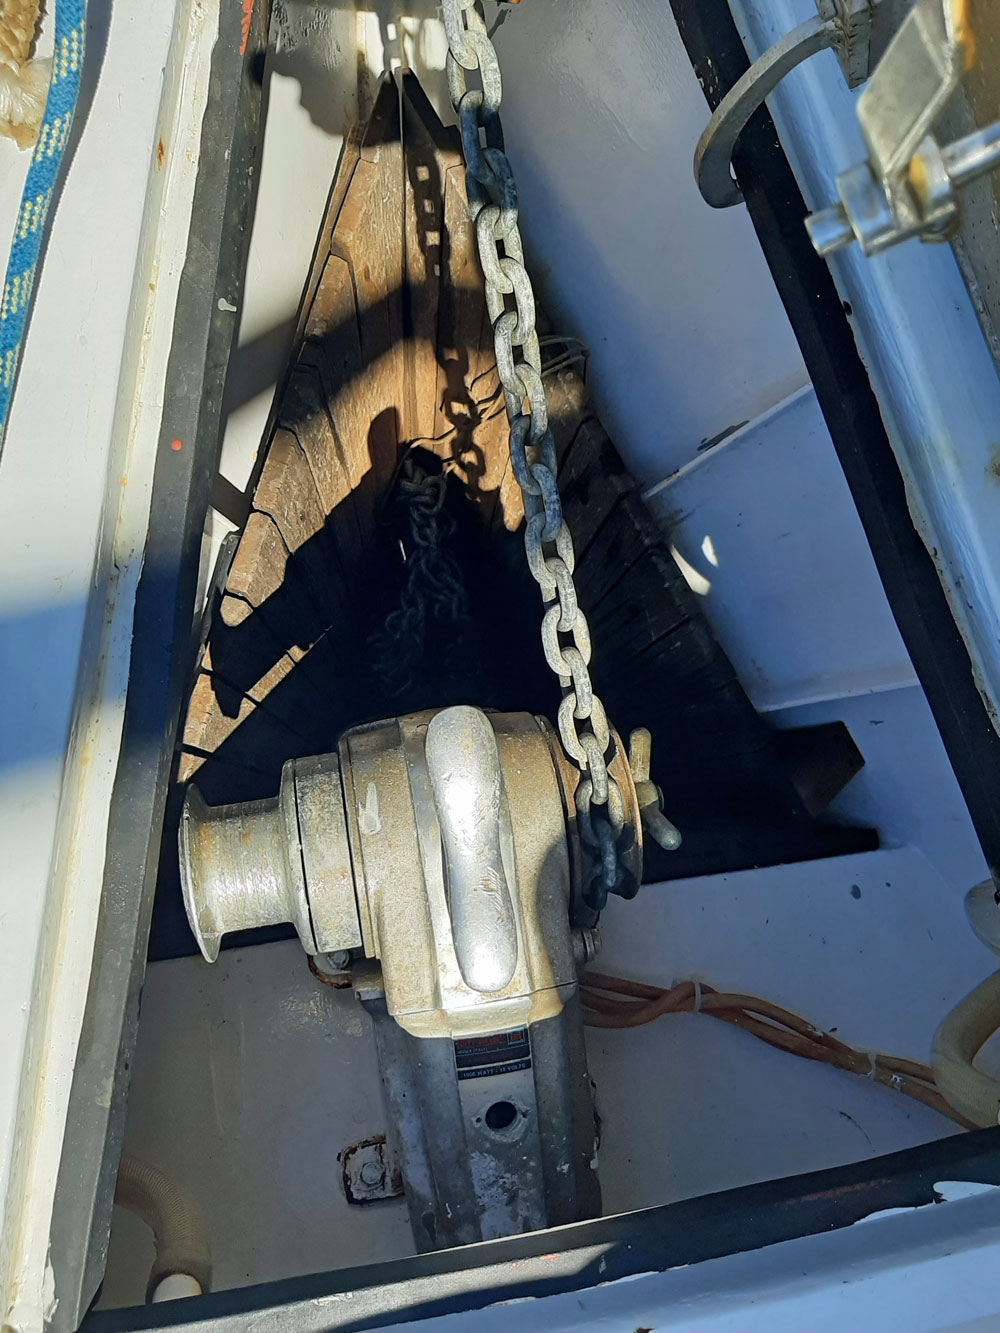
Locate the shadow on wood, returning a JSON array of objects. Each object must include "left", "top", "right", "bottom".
[{"left": 149, "top": 72, "right": 875, "bottom": 960}]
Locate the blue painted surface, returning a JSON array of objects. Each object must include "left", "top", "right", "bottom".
[
  {"left": 727, "top": 0, "right": 1000, "bottom": 735},
  {"left": 0, "top": 599, "right": 84, "bottom": 768}
]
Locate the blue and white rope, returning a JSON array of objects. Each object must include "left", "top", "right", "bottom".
[{"left": 0, "top": 0, "right": 85, "bottom": 447}]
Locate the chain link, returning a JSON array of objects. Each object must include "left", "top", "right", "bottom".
[
  {"left": 369, "top": 455, "right": 478, "bottom": 697},
  {"left": 442, "top": 0, "right": 629, "bottom": 909}
]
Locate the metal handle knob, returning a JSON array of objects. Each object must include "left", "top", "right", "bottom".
[{"left": 628, "top": 728, "right": 682, "bottom": 853}]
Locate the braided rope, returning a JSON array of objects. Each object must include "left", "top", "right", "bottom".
[
  {"left": 0, "top": 0, "right": 41, "bottom": 67},
  {"left": 0, "top": 0, "right": 85, "bottom": 450},
  {"left": 0, "top": 0, "right": 49, "bottom": 151}
]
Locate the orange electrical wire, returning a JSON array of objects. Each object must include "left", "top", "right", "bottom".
[{"left": 581, "top": 971, "right": 976, "bottom": 1131}]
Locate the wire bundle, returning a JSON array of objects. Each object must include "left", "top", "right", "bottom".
[{"left": 581, "top": 970, "right": 975, "bottom": 1130}]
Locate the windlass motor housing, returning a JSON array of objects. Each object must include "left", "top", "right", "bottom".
[{"left": 180, "top": 705, "right": 644, "bottom": 1248}]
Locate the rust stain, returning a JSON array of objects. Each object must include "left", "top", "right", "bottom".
[
  {"left": 240, "top": 0, "right": 254, "bottom": 55},
  {"left": 156, "top": 137, "right": 165, "bottom": 169},
  {"left": 961, "top": 0, "right": 1000, "bottom": 217},
  {"left": 963, "top": 1, "right": 999, "bottom": 120},
  {"left": 908, "top": 150, "right": 928, "bottom": 199},
  {"left": 341, "top": 1134, "right": 403, "bottom": 1205},
  {"left": 307, "top": 954, "right": 351, "bottom": 988},
  {"left": 949, "top": 0, "right": 977, "bottom": 70}
]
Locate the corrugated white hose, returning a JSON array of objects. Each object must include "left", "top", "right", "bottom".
[
  {"left": 0, "top": 0, "right": 49, "bottom": 148},
  {"left": 114, "top": 1155, "right": 212, "bottom": 1303},
  {"left": 932, "top": 968, "right": 1000, "bottom": 1128}
]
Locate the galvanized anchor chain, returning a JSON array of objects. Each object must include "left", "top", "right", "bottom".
[
  {"left": 369, "top": 454, "right": 478, "bottom": 697},
  {"left": 441, "top": 0, "right": 678, "bottom": 908}
]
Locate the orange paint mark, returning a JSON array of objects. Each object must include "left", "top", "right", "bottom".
[
  {"left": 948, "top": 0, "right": 977, "bottom": 70},
  {"left": 156, "top": 137, "right": 165, "bottom": 168},
  {"left": 239, "top": 0, "right": 254, "bottom": 54},
  {"left": 170, "top": 438, "right": 183, "bottom": 451}
]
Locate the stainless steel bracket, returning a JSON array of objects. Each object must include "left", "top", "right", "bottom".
[
  {"left": 805, "top": 0, "right": 1000, "bottom": 256},
  {"left": 808, "top": 120, "right": 1000, "bottom": 255}
]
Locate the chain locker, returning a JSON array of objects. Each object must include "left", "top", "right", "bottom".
[{"left": 441, "top": 0, "right": 633, "bottom": 910}]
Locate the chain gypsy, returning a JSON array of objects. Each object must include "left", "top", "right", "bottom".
[{"left": 442, "top": 0, "right": 630, "bottom": 909}]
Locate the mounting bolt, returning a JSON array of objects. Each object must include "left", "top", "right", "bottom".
[
  {"left": 360, "top": 1159, "right": 386, "bottom": 1188},
  {"left": 327, "top": 949, "right": 352, "bottom": 971},
  {"left": 573, "top": 926, "right": 602, "bottom": 970}
]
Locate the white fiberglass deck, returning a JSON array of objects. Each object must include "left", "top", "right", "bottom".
[{"left": 3, "top": 1, "right": 999, "bottom": 1329}]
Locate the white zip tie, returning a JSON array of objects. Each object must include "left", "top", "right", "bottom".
[{"left": 692, "top": 979, "right": 703, "bottom": 1012}]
